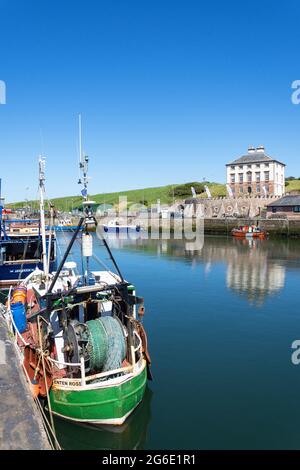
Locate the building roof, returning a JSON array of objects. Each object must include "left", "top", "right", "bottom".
[
  {"left": 226, "top": 146, "right": 285, "bottom": 166},
  {"left": 267, "top": 195, "right": 300, "bottom": 207}
]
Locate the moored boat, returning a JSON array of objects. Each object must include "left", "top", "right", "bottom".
[
  {"left": 53, "top": 218, "right": 78, "bottom": 232},
  {"left": 2, "top": 131, "right": 151, "bottom": 426},
  {"left": 0, "top": 215, "right": 57, "bottom": 288},
  {"left": 101, "top": 219, "right": 142, "bottom": 234},
  {"left": 231, "top": 225, "right": 267, "bottom": 239}
]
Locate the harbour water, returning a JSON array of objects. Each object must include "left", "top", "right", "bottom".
[{"left": 55, "top": 232, "right": 300, "bottom": 450}]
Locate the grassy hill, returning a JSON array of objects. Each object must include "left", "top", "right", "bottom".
[
  {"left": 285, "top": 179, "right": 300, "bottom": 193},
  {"left": 9, "top": 179, "right": 299, "bottom": 212},
  {"left": 198, "top": 182, "right": 227, "bottom": 198},
  {"left": 8, "top": 181, "right": 227, "bottom": 211}
]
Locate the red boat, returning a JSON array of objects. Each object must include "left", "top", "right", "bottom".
[{"left": 231, "top": 225, "right": 267, "bottom": 239}]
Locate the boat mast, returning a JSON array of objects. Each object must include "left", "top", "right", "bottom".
[
  {"left": 78, "top": 113, "right": 89, "bottom": 202},
  {"left": 39, "top": 156, "right": 48, "bottom": 278},
  {"left": 77, "top": 115, "right": 125, "bottom": 282},
  {"left": 78, "top": 115, "right": 93, "bottom": 284},
  {"left": 48, "top": 115, "right": 125, "bottom": 293}
]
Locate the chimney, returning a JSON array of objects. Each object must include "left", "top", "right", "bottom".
[
  {"left": 256, "top": 145, "right": 265, "bottom": 153},
  {"left": 248, "top": 146, "right": 255, "bottom": 153}
]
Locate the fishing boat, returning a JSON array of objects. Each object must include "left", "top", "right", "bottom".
[
  {"left": 0, "top": 191, "right": 57, "bottom": 288},
  {"left": 53, "top": 218, "right": 78, "bottom": 232},
  {"left": 231, "top": 225, "right": 267, "bottom": 239},
  {"left": 101, "top": 219, "right": 142, "bottom": 234},
  {"left": 2, "top": 128, "right": 151, "bottom": 426}
]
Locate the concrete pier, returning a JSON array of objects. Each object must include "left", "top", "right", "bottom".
[{"left": 0, "top": 315, "right": 51, "bottom": 450}]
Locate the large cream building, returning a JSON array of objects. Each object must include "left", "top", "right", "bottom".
[{"left": 226, "top": 145, "right": 285, "bottom": 197}]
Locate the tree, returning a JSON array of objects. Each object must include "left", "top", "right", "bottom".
[{"left": 169, "top": 182, "right": 205, "bottom": 198}]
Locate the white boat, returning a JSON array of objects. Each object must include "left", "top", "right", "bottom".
[{"left": 101, "top": 219, "right": 142, "bottom": 233}]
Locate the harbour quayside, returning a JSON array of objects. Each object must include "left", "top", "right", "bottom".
[
  {"left": 1, "top": 134, "right": 151, "bottom": 426},
  {"left": 0, "top": 179, "right": 57, "bottom": 288}
]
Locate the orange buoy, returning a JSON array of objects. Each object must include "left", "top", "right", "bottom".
[
  {"left": 30, "top": 379, "right": 40, "bottom": 398},
  {"left": 12, "top": 286, "right": 27, "bottom": 304}
]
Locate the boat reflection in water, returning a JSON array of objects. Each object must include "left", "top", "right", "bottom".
[{"left": 54, "top": 387, "right": 153, "bottom": 450}]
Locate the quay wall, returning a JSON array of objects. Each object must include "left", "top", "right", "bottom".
[
  {"left": 202, "top": 218, "right": 299, "bottom": 237},
  {"left": 134, "top": 218, "right": 300, "bottom": 238},
  {"left": 0, "top": 316, "right": 51, "bottom": 450},
  {"left": 62, "top": 214, "right": 300, "bottom": 239}
]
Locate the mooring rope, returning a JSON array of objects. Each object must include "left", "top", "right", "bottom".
[
  {"left": 37, "top": 315, "right": 61, "bottom": 450},
  {"left": 21, "top": 362, "right": 61, "bottom": 450}
]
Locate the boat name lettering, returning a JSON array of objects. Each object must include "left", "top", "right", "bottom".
[
  {"left": 53, "top": 380, "right": 80, "bottom": 387},
  {"left": 9, "top": 269, "right": 32, "bottom": 274}
]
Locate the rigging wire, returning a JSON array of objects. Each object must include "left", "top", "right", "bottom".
[
  {"left": 21, "top": 362, "right": 62, "bottom": 450},
  {"left": 37, "top": 315, "right": 60, "bottom": 450}
]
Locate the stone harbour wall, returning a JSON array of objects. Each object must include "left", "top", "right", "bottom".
[{"left": 182, "top": 195, "right": 281, "bottom": 219}]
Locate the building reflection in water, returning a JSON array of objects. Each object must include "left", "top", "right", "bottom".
[
  {"left": 225, "top": 239, "right": 286, "bottom": 305},
  {"left": 103, "top": 233, "right": 300, "bottom": 305},
  {"left": 186, "top": 237, "right": 289, "bottom": 304}
]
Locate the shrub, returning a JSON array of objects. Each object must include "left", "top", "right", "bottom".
[
  {"left": 170, "top": 182, "right": 205, "bottom": 198},
  {"left": 139, "top": 200, "right": 148, "bottom": 206}
]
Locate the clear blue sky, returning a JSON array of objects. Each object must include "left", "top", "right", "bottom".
[{"left": 1, "top": 0, "right": 300, "bottom": 202}]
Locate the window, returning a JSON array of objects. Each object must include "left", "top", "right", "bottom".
[
  {"left": 265, "top": 163, "right": 269, "bottom": 168},
  {"left": 272, "top": 207, "right": 277, "bottom": 213},
  {"left": 256, "top": 184, "right": 260, "bottom": 193},
  {"left": 230, "top": 166, "right": 235, "bottom": 170},
  {"left": 247, "top": 165, "right": 252, "bottom": 169},
  {"left": 265, "top": 184, "right": 269, "bottom": 193},
  {"left": 239, "top": 173, "right": 243, "bottom": 183},
  {"left": 293, "top": 206, "right": 300, "bottom": 213},
  {"left": 255, "top": 172, "right": 260, "bottom": 182},
  {"left": 264, "top": 171, "right": 270, "bottom": 182},
  {"left": 239, "top": 165, "right": 243, "bottom": 170},
  {"left": 230, "top": 174, "right": 235, "bottom": 183},
  {"left": 247, "top": 171, "right": 252, "bottom": 182},
  {"left": 256, "top": 164, "right": 260, "bottom": 168},
  {"left": 239, "top": 186, "right": 243, "bottom": 194}
]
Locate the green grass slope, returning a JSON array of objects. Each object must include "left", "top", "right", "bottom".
[
  {"left": 8, "top": 181, "right": 227, "bottom": 211},
  {"left": 285, "top": 180, "right": 300, "bottom": 193}
]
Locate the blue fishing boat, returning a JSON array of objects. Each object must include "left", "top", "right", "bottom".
[
  {"left": 0, "top": 182, "right": 57, "bottom": 288},
  {"left": 52, "top": 217, "right": 79, "bottom": 232}
]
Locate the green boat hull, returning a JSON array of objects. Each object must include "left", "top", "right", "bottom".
[{"left": 49, "top": 364, "right": 147, "bottom": 425}]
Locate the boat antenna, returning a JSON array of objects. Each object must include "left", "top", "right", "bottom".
[
  {"left": 39, "top": 156, "right": 48, "bottom": 278},
  {"left": 78, "top": 114, "right": 89, "bottom": 202},
  {"left": 48, "top": 115, "right": 125, "bottom": 293},
  {"left": 77, "top": 115, "right": 125, "bottom": 282},
  {"left": 77, "top": 114, "right": 95, "bottom": 283}
]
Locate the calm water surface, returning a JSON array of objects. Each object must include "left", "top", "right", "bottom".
[{"left": 55, "top": 233, "right": 300, "bottom": 450}]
